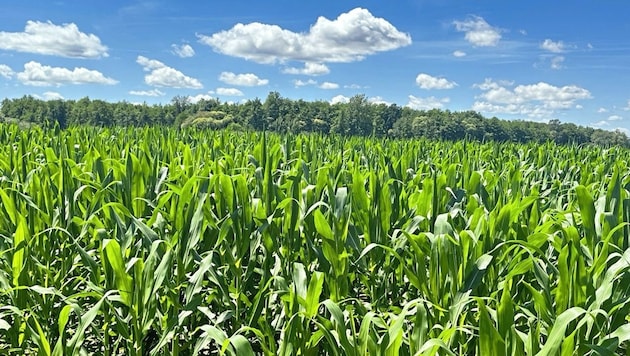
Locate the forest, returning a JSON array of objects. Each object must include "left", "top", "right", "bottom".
[{"left": 1, "top": 92, "right": 628, "bottom": 147}]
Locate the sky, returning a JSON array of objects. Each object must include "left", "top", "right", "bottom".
[{"left": 1, "top": 1, "right": 630, "bottom": 132}]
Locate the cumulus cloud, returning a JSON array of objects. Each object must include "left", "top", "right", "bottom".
[
  {"left": 198, "top": 8, "right": 411, "bottom": 65},
  {"left": 330, "top": 95, "right": 350, "bottom": 104},
  {"left": 453, "top": 50, "right": 467, "bottom": 57},
  {"left": 608, "top": 115, "right": 623, "bottom": 121},
  {"left": 406, "top": 95, "right": 450, "bottom": 110},
  {"left": 16, "top": 61, "right": 118, "bottom": 86},
  {"left": 216, "top": 87, "right": 244, "bottom": 96},
  {"left": 319, "top": 81, "right": 339, "bottom": 89},
  {"left": 294, "top": 79, "right": 317, "bottom": 87},
  {"left": 472, "top": 79, "right": 592, "bottom": 118},
  {"left": 43, "top": 91, "right": 64, "bottom": 100},
  {"left": 171, "top": 43, "right": 195, "bottom": 58},
  {"left": 282, "top": 62, "right": 330, "bottom": 76},
  {"left": 129, "top": 89, "right": 165, "bottom": 97},
  {"left": 598, "top": 107, "right": 608, "bottom": 113},
  {"left": 0, "top": 64, "right": 14, "bottom": 79},
  {"left": 368, "top": 96, "right": 391, "bottom": 105},
  {"left": 540, "top": 39, "right": 566, "bottom": 53},
  {"left": 136, "top": 56, "right": 202, "bottom": 89},
  {"left": 415, "top": 73, "right": 457, "bottom": 90},
  {"left": 219, "top": 71, "right": 268, "bottom": 86},
  {"left": 188, "top": 92, "right": 216, "bottom": 103},
  {"left": 453, "top": 16, "right": 501, "bottom": 47},
  {"left": 0, "top": 21, "right": 108, "bottom": 58}
]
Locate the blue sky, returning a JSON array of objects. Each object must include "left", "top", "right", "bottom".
[{"left": 1, "top": 1, "right": 629, "bottom": 132}]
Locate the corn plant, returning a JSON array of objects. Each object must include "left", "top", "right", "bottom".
[{"left": 1, "top": 123, "right": 630, "bottom": 354}]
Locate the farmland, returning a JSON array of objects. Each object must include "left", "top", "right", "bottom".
[{"left": 1, "top": 124, "right": 630, "bottom": 355}]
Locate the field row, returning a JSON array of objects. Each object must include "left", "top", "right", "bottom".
[{"left": 1, "top": 125, "right": 630, "bottom": 354}]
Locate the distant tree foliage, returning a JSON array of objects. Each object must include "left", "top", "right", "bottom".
[{"left": 1, "top": 93, "right": 628, "bottom": 147}]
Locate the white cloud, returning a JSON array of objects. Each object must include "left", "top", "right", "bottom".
[
  {"left": 188, "top": 93, "right": 216, "bottom": 103},
  {"left": 624, "top": 100, "right": 630, "bottom": 111},
  {"left": 171, "top": 43, "right": 195, "bottom": 58},
  {"left": 550, "top": 56, "right": 565, "bottom": 70},
  {"left": 540, "top": 39, "right": 566, "bottom": 53},
  {"left": 198, "top": 8, "right": 411, "bottom": 65},
  {"left": 294, "top": 79, "right": 317, "bottom": 87},
  {"left": 344, "top": 83, "right": 368, "bottom": 89},
  {"left": 330, "top": 95, "right": 350, "bottom": 104},
  {"left": 0, "top": 64, "right": 14, "bottom": 79},
  {"left": 17, "top": 61, "right": 118, "bottom": 86},
  {"left": 608, "top": 115, "right": 623, "bottom": 121},
  {"left": 453, "top": 16, "right": 501, "bottom": 47},
  {"left": 406, "top": 95, "right": 450, "bottom": 110},
  {"left": 319, "top": 81, "right": 339, "bottom": 89},
  {"left": 282, "top": 62, "right": 330, "bottom": 76},
  {"left": 473, "top": 78, "right": 514, "bottom": 91},
  {"left": 368, "top": 96, "right": 391, "bottom": 105},
  {"left": 472, "top": 79, "right": 591, "bottom": 118},
  {"left": 219, "top": 71, "right": 268, "bottom": 86},
  {"left": 43, "top": 91, "right": 63, "bottom": 100},
  {"left": 453, "top": 50, "right": 467, "bottom": 57},
  {"left": 0, "top": 21, "right": 108, "bottom": 58},
  {"left": 576, "top": 105, "right": 583, "bottom": 109},
  {"left": 415, "top": 73, "right": 457, "bottom": 90},
  {"left": 592, "top": 120, "right": 609, "bottom": 127},
  {"left": 598, "top": 107, "right": 608, "bottom": 113},
  {"left": 136, "top": 56, "right": 202, "bottom": 89},
  {"left": 129, "top": 89, "right": 165, "bottom": 97},
  {"left": 216, "top": 87, "right": 244, "bottom": 96}
]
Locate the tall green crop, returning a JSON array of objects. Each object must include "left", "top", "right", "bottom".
[{"left": 1, "top": 123, "right": 630, "bottom": 354}]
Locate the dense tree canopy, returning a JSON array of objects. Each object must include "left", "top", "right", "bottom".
[{"left": 1, "top": 93, "right": 628, "bottom": 147}]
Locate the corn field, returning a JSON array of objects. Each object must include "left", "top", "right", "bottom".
[{"left": 1, "top": 124, "right": 630, "bottom": 355}]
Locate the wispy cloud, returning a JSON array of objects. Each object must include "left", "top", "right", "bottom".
[
  {"left": 540, "top": 39, "right": 567, "bottom": 53},
  {"left": 171, "top": 43, "right": 195, "bottom": 58},
  {"left": 453, "top": 15, "right": 502, "bottom": 47},
  {"left": 0, "top": 64, "right": 14, "bottom": 79},
  {"left": 129, "top": 89, "right": 165, "bottom": 97},
  {"left": 406, "top": 95, "right": 450, "bottom": 110},
  {"left": 550, "top": 56, "right": 565, "bottom": 70},
  {"left": 293, "top": 79, "right": 317, "bottom": 87}
]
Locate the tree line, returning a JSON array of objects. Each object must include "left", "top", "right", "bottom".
[{"left": 1, "top": 92, "right": 628, "bottom": 146}]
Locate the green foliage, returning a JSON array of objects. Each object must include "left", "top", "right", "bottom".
[
  {"left": 180, "top": 110, "right": 236, "bottom": 129},
  {"left": 2, "top": 93, "right": 627, "bottom": 146},
  {"left": 2, "top": 123, "right": 630, "bottom": 354}
]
